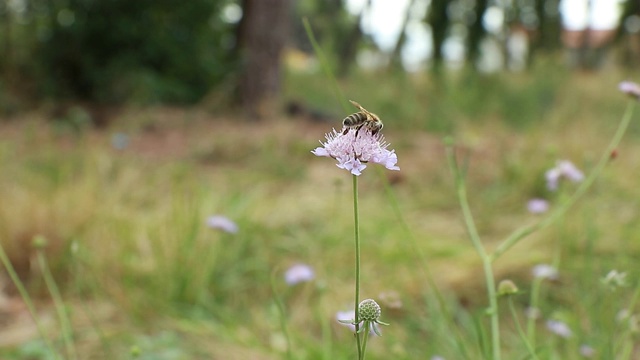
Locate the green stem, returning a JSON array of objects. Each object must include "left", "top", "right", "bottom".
[
  {"left": 375, "top": 166, "right": 471, "bottom": 358},
  {"left": 491, "top": 101, "right": 636, "bottom": 262},
  {"left": 0, "top": 242, "right": 59, "bottom": 358},
  {"left": 619, "top": 280, "right": 640, "bottom": 359},
  {"left": 352, "top": 174, "right": 363, "bottom": 359},
  {"left": 270, "top": 268, "right": 292, "bottom": 360},
  {"left": 527, "top": 278, "right": 543, "bottom": 349},
  {"left": 446, "top": 143, "right": 501, "bottom": 360},
  {"left": 360, "top": 323, "right": 370, "bottom": 360},
  {"left": 37, "top": 248, "right": 77, "bottom": 360},
  {"left": 301, "top": 18, "right": 349, "bottom": 112},
  {"left": 508, "top": 298, "right": 539, "bottom": 360}
]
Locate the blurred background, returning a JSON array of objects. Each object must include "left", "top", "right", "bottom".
[
  {"left": 1, "top": 0, "right": 639, "bottom": 118},
  {"left": 2, "top": 0, "right": 640, "bottom": 359}
]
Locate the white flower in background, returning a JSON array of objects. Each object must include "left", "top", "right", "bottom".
[
  {"left": 546, "top": 320, "right": 573, "bottom": 338},
  {"left": 601, "top": 270, "right": 628, "bottom": 290},
  {"left": 206, "top": 215, "right": 238, "bottom": 234},
  {"left": 284, "top": 263, "right": 315, "bottom": 285},
  {"left": 532, "top": 264, "right": 559, "bottom": 280},
  {"left": 619, "top": 81, "right": 640, "bottom": 100}
]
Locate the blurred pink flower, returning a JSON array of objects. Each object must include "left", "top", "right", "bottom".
[
  {"left": 527, "top": 198, "right": 549, "bottom": 214},
  {"left": 284, "top": 263, "right": 315, "bottom": 285},
  {"left": 546, "top": 320, "right": 573, "bottom": 338},
  {"left": 619, "top": 81, "right": 640, "bottom": 100},
  {"left": 545, "top": 160, "right": 584, "bottom": 191},
  {"left": 206, "top": 215, "right": 238, "bottom": 234},
  {"left": 312, "top": 128, "right": 399, "bottom": 176}
]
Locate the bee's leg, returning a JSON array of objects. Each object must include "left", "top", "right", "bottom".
[
  {"left": 354, "top": 123, "right": 365, "bottom": 137},
  {"left": 342, "top": 127, "right": 350, "bottom": 135}
]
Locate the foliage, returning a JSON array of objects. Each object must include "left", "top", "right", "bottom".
[{"left": 3, "top": 0, "right": 239, "bottom": 104}]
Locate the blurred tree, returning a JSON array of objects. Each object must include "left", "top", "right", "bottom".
[
  {"left": 389, "top": 0, "right": 419, "bottom": 71},
  {"left": 466, "top": 0, "right": 488, "bottom": 66},
  {"left": 336, "top": 0, "right": 370, "bottom": 77},
  {"left": 1, "top": 0, "right": 238, "bottom": 106},
  {"left": 529, "top": 0, "right": 562, "bottom": 62},
  {"left": 236, "top": 0, "right": 290, "bottom": 119},
  {"left": 427, "top": 0, "right": 450, "bottom": 74}
]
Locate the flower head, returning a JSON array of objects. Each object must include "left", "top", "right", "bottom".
[
  {"left": 546, "top": 319, "right": 573, "bottom": 338},
  {"left": 532, "top": 264, "right": 559, "bottom": 280},
  {"left": 337, "top": 299, "right": 390, "bottom": 336},
  {"left": 312, "top": 128, "right": 399, "bottom": 176},
  {"left": 619, "top": 81, "right": 640, "bottom": 100},
  {"left": 527, "top": 198, "right": 549, "bottom": 214},
  {"left": 206, "top": 215, "right": 238, "bottom": 234},
  {"left": 601, "top": 270, "right": 627, "bottom": 291},
  {"left": 284, "top": 263, "right": 315, "bottom": 285},
  {"left": 545, "top": 160, "right": 584, "bottom": 191},
  {"left": 497, "top": 279, "right": 519, "bottom": 297}
]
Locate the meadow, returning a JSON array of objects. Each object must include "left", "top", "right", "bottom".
[{"left": 1, "top": 64, "right": 640, "bottom": 359}]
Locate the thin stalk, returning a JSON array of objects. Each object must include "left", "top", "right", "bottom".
[
  {"left": 36, "top": 248, "right": 77, "bottom": 360},
  {"left": 375, "top": 166, "right": 471, "bottom": 358},
  {"left": 270, "top": 268, "right": 292, "bottom": 360},
  {"left": 507, "top": 297, "right": 539, "bottom": 360},
  {"left": 446, "top": 143, "right": 501, "bottom": 360},
  {"left": 360, "top": 325, "right": 370, "bottom": 360},
  {"left": 301, "top": 18, "right": 349, "bottom": 112},
  {"left": 527, "top": 278, "right": 543, "bottom": 349},
  {"left": 619, "top": 280, "right": 640, "bottom": 359},
  {"left": 0, "top": 242, "right": 59, "bottom": 358},
  {"left": 491, "top": 101, "right": 636, "bottom": 262},
  {"left": 352, "top": 174, "right": 363, "bottom": 358}
]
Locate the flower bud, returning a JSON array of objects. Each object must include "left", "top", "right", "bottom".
[
  {"left": 358, "top": 299, "right": 381, "bottom": 321},
  {"left": 498, "top": 279, "right": 519, "bottom": 297}
]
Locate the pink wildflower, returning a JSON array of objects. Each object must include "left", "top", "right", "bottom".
[
  {"left": 545, "top": 160, "right": 584, "bottom": 191},
  {"left": 284, "top": 263, "right": 315, "bottom": 285},
  {"left": 206, "top": 215, "right": 238, "bottom": 234},
  {"left": 527, "top": 198, "right": 549, "bottom": 214},
  {"left": 312, "top": 128, "right": 399, "bottom": 176},
  {"left": 619, "top": 81, "right": 640, "bottom": 100},
  {"left": 546, "top": 319, "right": 573, "bottom": 338}
]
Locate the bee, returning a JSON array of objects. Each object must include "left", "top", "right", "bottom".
[{"left": 342, "top": 100, "right": 383, "bottom": 136}]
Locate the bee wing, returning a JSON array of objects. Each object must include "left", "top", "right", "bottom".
[
  {"left": 349, "top": 100, "right": 365, "bottom": 112},
  {"left": 349, "top": 100, "right": 377, "bottom": 120}
]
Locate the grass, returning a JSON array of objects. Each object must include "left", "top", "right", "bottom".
[{"left": 1, "top": 64, "right": 640, "bottom": 359}]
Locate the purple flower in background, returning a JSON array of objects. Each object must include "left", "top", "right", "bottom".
[
  {"left": 545, "top": 160, "right": 584, "bottom": 191},
  {"left": 206, "top": 215, "right": 238, "bottom": 234},
  {"left": 546, "top": 320, "right": 573, "bottom": 338},
  {"left": 284, "top": 263, "right": 315, "bottom": 285},
  {"left": 312, "top": 128, "right": 399, "bottom": 176},
  {"left": 527, "top": 198, "right": 549, "bottom": 214},
  {"left": 619, "top": 81, "right": 640, "bottom": 100}
]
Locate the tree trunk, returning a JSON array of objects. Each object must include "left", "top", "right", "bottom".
[
  {"left": 237, "top": 0, "right": 290, "bottom": 119},
  {"left": 466, "top": 0, "right": 488, "bottom": 67},
  {"left": 337, "top": 0, "right": 370, "bottom": 78},
  {"left": 389, "top": 0, "right": 419, "bottom": 71},
  {"left": 427, "top": 0, "right": 449, "bottom": 75}
]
